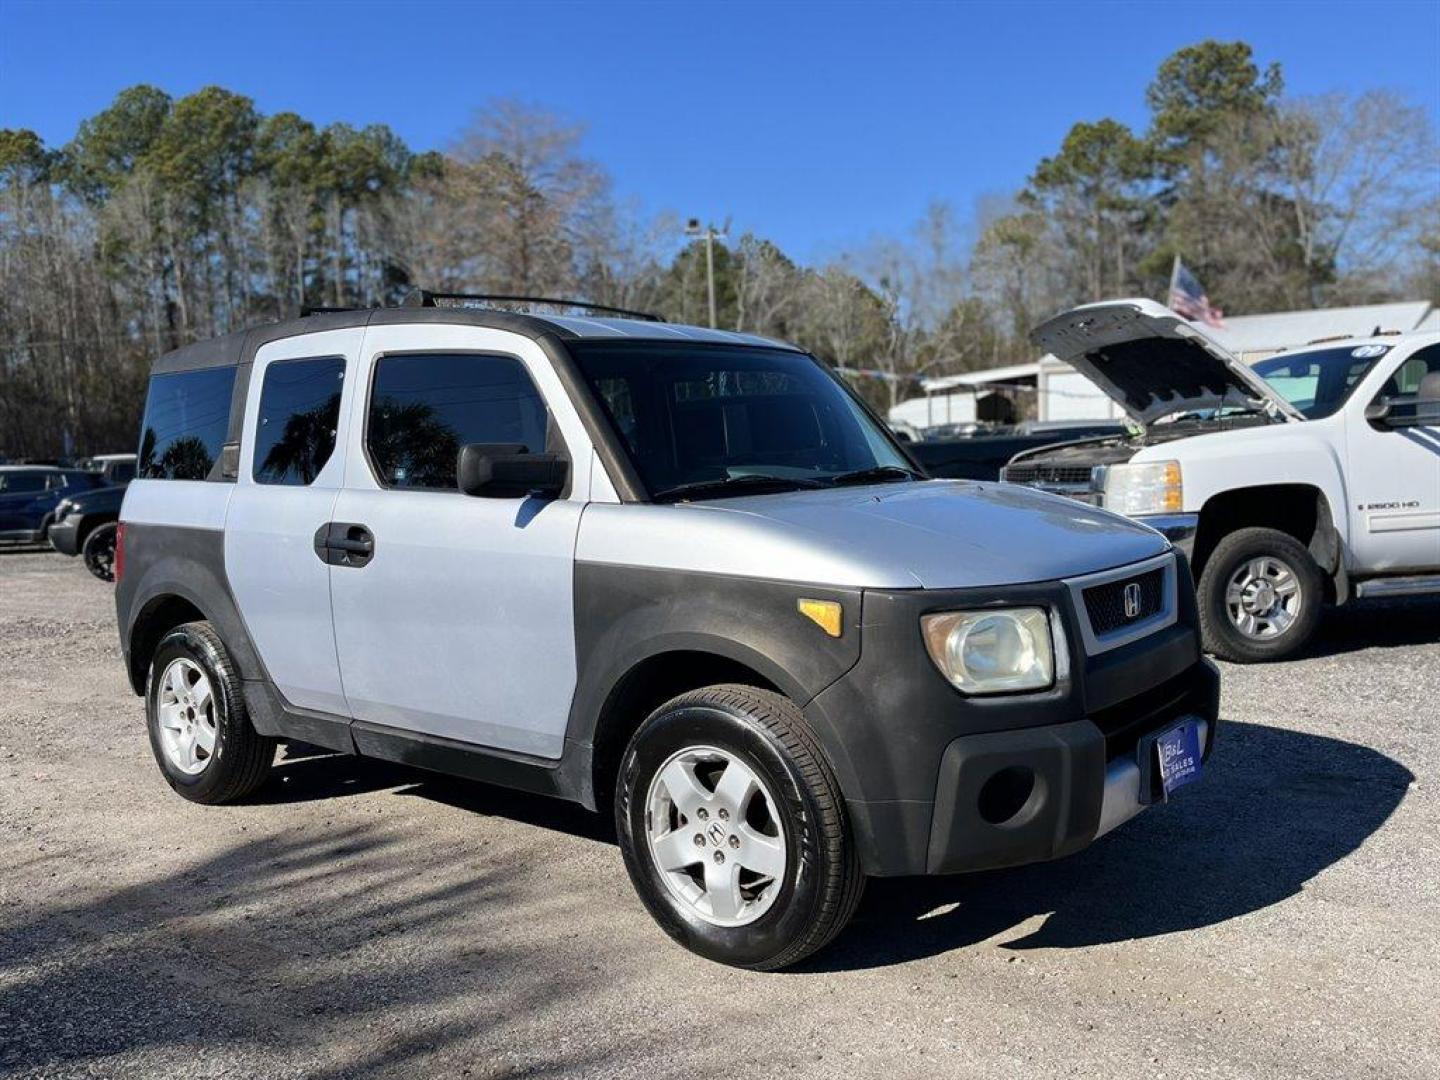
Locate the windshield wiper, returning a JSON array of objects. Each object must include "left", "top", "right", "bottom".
[
  {"left": 651, "top": 474, "right": 828, "bottom": 503},
  {"left": 825, "top": 465, "right": 923, "bottom": 487}
]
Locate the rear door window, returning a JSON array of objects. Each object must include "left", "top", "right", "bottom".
[
  {"left": 138, "top": 367, "right": 237, "bottom": 480},
  {"left": 365, "top": 353, "right": 549, "bottom": 490},
  {"left": 253, "top": 356, "right": 346, "bottom": 486}
]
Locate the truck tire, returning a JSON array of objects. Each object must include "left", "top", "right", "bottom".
[
  {"left": 1198, "top": 527, "right": 1325, "bottom": 663},
  {"left": 145, "top": 621, "right": 276, "bottom": 803},
  {"left": 615, "top": 684, "right": 864, "bottom": 971},
  {"left": 81, "top": 521, "right": 118, "bottom": 581}
]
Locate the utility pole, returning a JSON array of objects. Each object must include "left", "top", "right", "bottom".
[{"left": 685, "top": 218, "right": 728, "bottom": 328}]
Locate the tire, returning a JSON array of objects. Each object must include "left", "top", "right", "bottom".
[
  {"left": 145, "top": 621, "right": 276, "bottom": 804},
  {"left": 81, "top": 521, "right": 118, "bottom": 581},
  {"left": 1198, "top": 527, "right": 1325, "bottom": 663},
  {"left": 615, "top": 683, "right": 864, "bottom": 971}
]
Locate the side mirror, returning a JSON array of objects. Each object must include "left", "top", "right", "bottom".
[
  {"left": 1366, "top": 397, "right": 1440, "bottom": 429},
  {"left": 457, "top": 443, "right": 568, "bottom": 498}
]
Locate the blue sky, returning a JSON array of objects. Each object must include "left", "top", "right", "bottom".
[{"left": 3, "top": 0, "right": 1437, "bottom": 262}]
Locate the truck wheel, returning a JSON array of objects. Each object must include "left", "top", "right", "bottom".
[
  {"left": 1198, "top": 527, "right": 1324, "bottom": 663},
  {"left": 81, "top": 522, "right": 118, "bottom": 581},
  {"left": 615, "top": 684, "right": 864, "bottom": 971},
  {"left": 145, "top": 621, "right": 276, "bottom": 804}
]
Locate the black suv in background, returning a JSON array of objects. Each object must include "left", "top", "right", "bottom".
[
  {"left": 50, "top": 482, "right": 129, "bottom": 579},
  {"left": 0, "top": 466, "right": 102, "bottom": 545}
]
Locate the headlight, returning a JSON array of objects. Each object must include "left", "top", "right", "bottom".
[
  {"left": 54, "top": 499, "right": 74, "bottom": 517},
  {"left": 921, "top": 608, "right": 1054, "bottom": 694},
  {"left": 1103, "top": 460, "right": 1182, "bottom": 516}
]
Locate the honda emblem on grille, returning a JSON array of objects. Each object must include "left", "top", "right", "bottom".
[{"left": 1123, "top": 582, "right": 1142, "bottom": 619}]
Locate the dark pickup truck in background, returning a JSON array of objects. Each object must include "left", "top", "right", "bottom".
[
  {"left": 906, "top": 422, "right": 1125, "bottom": 481},
  {"left": 49, "top": 482, "right": 128, "bottom": 580}
]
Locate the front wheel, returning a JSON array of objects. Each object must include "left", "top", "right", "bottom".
[
  {"left": 81, "top": 522, "right": 118, "bottom": 581},
  {"left": 616, "top": 684, "right": 864, "bottom": 970},
  {"left": 1198, "top": 527, "right": 1325, "bottom": 662}
]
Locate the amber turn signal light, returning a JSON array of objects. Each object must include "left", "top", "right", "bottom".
[{"left": 797, "top": 598, "right": 843, "bottom": 638}]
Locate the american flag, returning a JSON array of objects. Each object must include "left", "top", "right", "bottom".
[{"left": 1168, "top": 257, "right": 1225, "bottom": 328}]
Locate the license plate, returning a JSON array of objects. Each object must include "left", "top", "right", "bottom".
[{"left": 1155, "top": 719, "right": 1203, "bottom": 797}]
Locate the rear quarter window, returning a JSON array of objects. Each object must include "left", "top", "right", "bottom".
[{"left": 138, "top": 367, "right": 237, "bottom": 480}]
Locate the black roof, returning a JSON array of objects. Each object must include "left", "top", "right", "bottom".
[{"left": 151, "top": 307, "right": 795, "bottom": 376}]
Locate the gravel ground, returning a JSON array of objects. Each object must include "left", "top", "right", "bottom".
[{"left": 1, "top": 546, "right": 1437, "bottom": 1079}]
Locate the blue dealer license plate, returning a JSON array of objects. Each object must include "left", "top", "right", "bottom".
[{"left": 1155, "top": 720, "right": 1203, "bottom": 796}]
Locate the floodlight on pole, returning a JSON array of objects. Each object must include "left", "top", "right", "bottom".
[{"left": 684, "top": 217, "right": 728, "bottom": 329}]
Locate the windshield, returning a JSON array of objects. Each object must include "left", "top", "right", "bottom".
[
  {"left": 568, "top": 342, "right": 915, "bottom": 501},
  {"left": 1252, "top": 345, "right": 1390, "bottom": 419}
]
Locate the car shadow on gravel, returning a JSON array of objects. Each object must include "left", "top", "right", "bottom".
[
  {"left": 1299, "top": 595, "right": 1440, "bottom": 659},
  {"left": 248, "top": 720, "right": 1416, "bottom": 976},
  {"left": 801, "top": 719, "right": 1414, "bottom": 972},
  {"left": 395, "top": 774, "right": 619, "bottom": 845},
  {"left": 0, "top": 822, "right": 623, "bottom": 1078},
  {"left": 250, "top": 746, "right": 618, "bottom": 844},
  {"left": 245, "top": 746, "right": 413, "bottom": 805}
]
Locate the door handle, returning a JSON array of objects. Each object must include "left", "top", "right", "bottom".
[{"left": 313, "top": 523, "right": 375, "bottom": 567}]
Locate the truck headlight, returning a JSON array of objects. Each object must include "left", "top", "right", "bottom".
[
  {"left": 921, "top": 608, "right": 1054, "bottom": 694},
  {"left": 1103, "top": 460, "right": 1183, "bottom": 516}
]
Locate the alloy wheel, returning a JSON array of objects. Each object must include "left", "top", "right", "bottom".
[
  {"left": 1225, "top": 555, "right": 1303, "bottom": 640},
  {"left": 156, "top": 658, "right": 218, "bottom": 775},
  {"left": 644, "top": 745, "right": 788, "bottom": 927},
  {"left": 85, "top": 529, "right": 117, "bottom": 581}
]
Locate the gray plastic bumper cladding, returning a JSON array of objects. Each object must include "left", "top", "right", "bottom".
[
  {"left": 803, "top": 558, "right": 1220, "bottom": 877},
  {"left": 48, "top": 513, "right": 83, "bottom": 556}
]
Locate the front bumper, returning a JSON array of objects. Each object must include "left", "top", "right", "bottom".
[
  {"left": 802, "top": 554, "right": 1220, "bottom": 877},
  {"left": 923, "top": 661, "right": 1217, "bottom": 874},
  {"left": 48, "top": 512, "right": 83, "bottom": 556}
]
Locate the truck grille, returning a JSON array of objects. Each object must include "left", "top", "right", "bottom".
[
  {"left": 1001, "top": 463, "right": 1095, "bottom": 486},
  {"left": 1001, "top": 463, "right": 1101, "bottom": 504},
  {"left": 1082, "top": 567, "right": 1165, "bottom": 635}
]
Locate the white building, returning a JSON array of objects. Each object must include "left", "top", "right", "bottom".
[{"left": 889, "top": 300, "right": 1436, "bottom": 430}]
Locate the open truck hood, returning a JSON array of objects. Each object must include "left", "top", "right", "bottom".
[{"left": 1030, "top": 298, "right": 1304, "bottom": 427}]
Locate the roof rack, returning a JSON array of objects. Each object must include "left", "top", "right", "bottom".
[{"left": 402, "top": 289, "right": 664, "bottom": 323}]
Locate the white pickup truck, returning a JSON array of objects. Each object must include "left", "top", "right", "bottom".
[{"left": 1003, "top": 299, "right": 1440, "bottom": 662}]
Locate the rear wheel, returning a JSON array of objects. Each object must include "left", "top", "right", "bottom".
[
  {"left": 1198, "top": 527, "right": 1324, "bottom": 662},
  {"left": 615, "top": 684, "right": 864, "bottom": 970},
  {"left": 146, "top": 621, "right": 276, "bottom": 803},
  {"left": 81, "top": 522, "right": 118, "bottom": 581}
]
